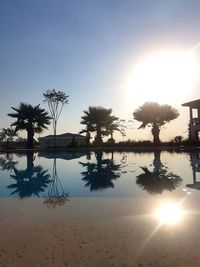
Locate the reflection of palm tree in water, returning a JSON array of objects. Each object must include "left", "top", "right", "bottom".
[
  {"left": 0, "top": 153, "right": 18, "bottom": 172},
  {"left": 136, "top": 151, "right": 182, "bottom": 194},
  {"left": 44, "top": 157, "right": 69, "bottom": 208},
  {"left": 7, "top": 153, "right": 51, "bottom": 198},
  {"left": 79, "top": 152, "right": 125, "bottom": 191}
]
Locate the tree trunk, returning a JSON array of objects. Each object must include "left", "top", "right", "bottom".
[
  {"left": 96, "top": 127, "right": 102, "bottom": 145},
  {"left": 26, "top": 152, "right": 34, "bottom": 184},
  {"left": 6, "top": 140, "right": 9, "bottom": 149},
  {"left": 96, "top": 152, "right": 103, "bottom": 172},
  {"left": 53, "top": 122, "right": 57, "bottom": 148},
  {"left": 151, "top": 123, "right": 160, "bottom": 145},
  {"left": 153, "top": 151, "right": 162, "bottom": 172},
  {"left": 85, "top": 132, "right": 90, "bottom": 146},
  {"left": 27, "top": 127, "right": 34, "bottom": 149},
  {"left": 111, "top": 151, "right": 114, "bottom": 162},
  {"left": 53, "top": 157, "right": 57, "bottom": 177},
  {"left": 27, "top": 152, "right": 34, "bottom": 174},
  {"left": 111, "top": 132, "right": 113, "bottom": 139},
  {"left": 109, "top": 132, "right": 115, "bottom": 144}
]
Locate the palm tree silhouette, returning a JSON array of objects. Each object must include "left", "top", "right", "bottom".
[
  {"left": 0, "top": 154, "right": 18, "bottom": 172},
  {"left": 133, "top": 102, "right": 179, "bottom": 144},
  {"left": 8, "top": 103, "right": 51, "bottom": 148},
  {"left": 136, "top": 151, "right": 182, "bottom": 194},
  {"left": 79, "top": 152, "right": 123, "bottom": 191},
  {"left": 7, "top": 153, "right": 51, "bottom": 198},
  {"left": 80, "top": 106, "right": 121, "bottom": 145},
  {"left": 79, "top": 123, "right": 93, "bottom": 146}
]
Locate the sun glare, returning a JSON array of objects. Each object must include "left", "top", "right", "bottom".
[
  {"left": 155, "top": 202, "right": 184, "bottom": 225},
  {"left": 126, "top": 50, "right": 199, "bottom": 103}
]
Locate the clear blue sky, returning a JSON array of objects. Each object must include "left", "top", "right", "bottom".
[{"left": 1, "top": 0, "right": 200, "bottom": 141}]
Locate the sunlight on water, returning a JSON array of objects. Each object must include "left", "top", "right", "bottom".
[{"left": 155, "top": 202, "right": 184, "bottom": 225}]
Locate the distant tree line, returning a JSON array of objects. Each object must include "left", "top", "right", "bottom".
[{"left": 0, "top": 88, "right": 181, "bottom": 149}]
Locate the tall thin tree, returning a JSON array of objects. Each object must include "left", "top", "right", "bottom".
[{"left": 43, "top": 89, "right": 69, "bottom": 147}]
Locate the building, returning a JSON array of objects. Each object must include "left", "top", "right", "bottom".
[
  {"left": 38, "top": 133, "right": 86, "bottom": 148},
  {"left": 182, "top": 99, "right": 200, "bottom": 141}
]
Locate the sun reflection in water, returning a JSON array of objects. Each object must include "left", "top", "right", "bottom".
[{"left": 155, "top": 202, "right": 184, "bottom": 225}]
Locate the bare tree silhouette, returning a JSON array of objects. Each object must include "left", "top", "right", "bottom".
[{"left": 43, "top": 89, "right": 69, "bottom": 147}]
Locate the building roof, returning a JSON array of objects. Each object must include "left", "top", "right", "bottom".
[
  {"left": 182, "top": 99, "right": 200, "bottom": 108},
  {"left": 39, "top": 132, "right": 85, "bottom": 139}
]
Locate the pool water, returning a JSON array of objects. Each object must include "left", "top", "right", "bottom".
[{"left": 0, "top": 150, "right": 199, "bottom": 200}]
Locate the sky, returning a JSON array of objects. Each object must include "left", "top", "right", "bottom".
[{"left": 1, "top": 0, "right": 200, "bottom": 142}]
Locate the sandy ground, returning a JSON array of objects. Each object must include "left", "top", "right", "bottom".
[{"left": 1, "top": 196, "right": 200, "bottom": 267}]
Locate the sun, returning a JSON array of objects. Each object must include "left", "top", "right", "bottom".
[
  {"left": 126, "top": 50, "right": 199, "bottom": 104},
  {"left": 155, "top": 202, "right": 184, "bottom": 225}
]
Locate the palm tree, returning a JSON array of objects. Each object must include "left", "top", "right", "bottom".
[
  {"left": 79, "top": 123, "right": 94, "bottom": 146},
  {"left": 106, "top": 120, "right": 126, "bottom": 143},
  {"left": 0, "top": 127, "right": 18, "bottom": 149},
  {"left": 133, "top": 102, "right": 179, "bottom": 144},
  {"left": 80, "top": 106, "right": 121, "bottom": 145},
  {"left": 8, "top": 103, "right": 51, "bottom": 148}
]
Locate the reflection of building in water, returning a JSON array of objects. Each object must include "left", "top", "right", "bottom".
[
  {"left": 38, "top": 151, "right": 89, "bottom": 161},
  {"left": 182, "top": 99, "right": 200, "bottom": 141},
  {"left": 186, "top": 152, "right": 200, "bottom": 190}
]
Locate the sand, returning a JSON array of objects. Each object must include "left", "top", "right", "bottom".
[{"left": 0, "top": 196, "right": 200, "bottom": 267}]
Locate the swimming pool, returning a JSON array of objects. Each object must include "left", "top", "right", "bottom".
[
  {"left": 1, "top": 150, "right": 200, "bottom": 266},
  {"left": 0, "top": 150, "right": 198, "bottom": 199}
]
